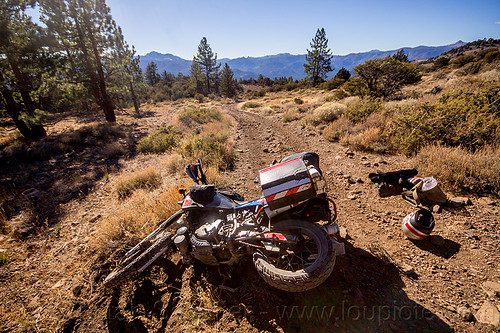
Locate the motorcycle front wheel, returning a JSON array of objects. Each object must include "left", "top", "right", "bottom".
[
  {"left": 253, "top": 220, "right": 335, "bottom": 292},
  {"left": 103, "top": 232, "right": 174, "bottom": 289}
]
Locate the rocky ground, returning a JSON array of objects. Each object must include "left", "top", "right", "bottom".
[{"left": 0, "top": 102, "right": 499, "bottom": 332}]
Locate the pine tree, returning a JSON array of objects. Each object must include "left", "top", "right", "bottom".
[
  {"left": 40, "top": 0, "right": 120, "bottom": 122},
  {"left": 0, "top": 0, "right": 47, "bottom": 139},
  {"left": 145, "top": 61, "right": 160, "bottom": 86},
  {"left": 393, "top": 49, "right": 409, "bottom": 63},
  {"left": 220, "top": 63, "right": 237, "bottom": 98},
  {"left": 110, "top": 25, "right": 143, "bottom": 115},
  {"left": 304, "top": 28, "right": 333, "bottom": 86},
  {"left": 193, "top": 37, "right": 220, "bottom": 95},
  {"left": 190, "top": 56, "right": 204, "bottom": 94}
]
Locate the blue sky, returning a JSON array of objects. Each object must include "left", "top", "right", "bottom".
[{"left": 63, "top": 0, "right": 500, "bottom": 59}]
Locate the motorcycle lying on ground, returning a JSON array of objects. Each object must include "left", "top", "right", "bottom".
[{"left": 103, "top": 152, "right": 344, "bottom": 292}]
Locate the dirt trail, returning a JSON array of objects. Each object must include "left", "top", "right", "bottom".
[
  {"left": 224, "top": 104, "right": 499, "bottom": 332},
  {"left": 1, "top": 102, "right": 499, "bottom": 332}
]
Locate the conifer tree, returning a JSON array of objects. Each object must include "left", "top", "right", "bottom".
[
  {"left": 40, "top": 0, "right": 120, "bottom": 122},
  {"left": 190, "top": 56, "right": 204, "bottom": 94},
  {"left": 0, "top": 0, "right": 47, "bottom": 139},
  {"left": 393, "top": 49, "right": 409, "bottom": 63},
  {"left": 220, "top": 63, "right": 237, "bottom": 98},
  {"left": 145, "top": 61, "right": 160, "bottom": 86},
  {"left": 193, "top": 37, "right": 220, "bottom": 95},
  {"left": 304, "top": 28, "right": 333, "bottom": 86}
]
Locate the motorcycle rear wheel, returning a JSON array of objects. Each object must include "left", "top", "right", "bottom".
[
  {"left": 103, "top": 232, "right": 174, "bottom": 289},
  {"left": 253, "top": 220, "right": 335, "bottom": 292}
]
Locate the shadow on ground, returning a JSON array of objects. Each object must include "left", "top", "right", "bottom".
[
  {"left": 103, "top": 242, "right": 452, "bottom": 333},
  {"left": 0, "top": 120, "right": 138, "bottom": 236}
]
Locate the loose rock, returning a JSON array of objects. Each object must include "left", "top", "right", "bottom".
[
  {"left": 449, "top": 197, "right": 472, "bottom": 207},
  {"left": 478, "top": 197, "right": 496, "bottom": 206},
  {"left": 482, "top": 281, "right": 500, "bottom": 298},
  {"left": 432, "top": 205, "right": 442, "bottom": 213},
  {"left": 457, "top": 306, "right": 474, "bottom": 322},
  {"left": 476, "top": 301, "right": 500, "bottom": 326}
]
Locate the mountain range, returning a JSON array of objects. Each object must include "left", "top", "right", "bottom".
[{"left": 139, "top": 41, "right": 466, "bottom": 80}]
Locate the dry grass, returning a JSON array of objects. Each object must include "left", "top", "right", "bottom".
[
  {"left": 282, "top": 111, "right": 303, "bottom": 122},
  {"left": 101, "top": 142, "right": 125, "bottom": 158},
  {"left": 340, "top": 127, "right": 389, "bottom": 153},
  {"left": 414, "top": 144, "right": 500, "bottom": 196},
  {"left": 115, "top": 168, "right": 162, "bottom": 199},
  {"left": 0, "top": 206, "right": 7, "bottom": 233},
  {"left": 93, "top": 183, "right": 184, "bottom": 250},
  {"left": 242, "top": 102, "right": 261, "bottom": 109},
  {"left": 323, "top": 117, "right": 353, "bottom": 141},
  {"left": 302, "top": 102, "right": 346, "bottom": 126},
  {"left": 164, "top": 153, "right": 186, "bottom": 174}
]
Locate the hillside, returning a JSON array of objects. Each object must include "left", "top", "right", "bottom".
[{"left": 139, "top": 41, "right": 466, "bottom": 79}]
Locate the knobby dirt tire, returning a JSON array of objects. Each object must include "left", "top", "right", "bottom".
[
  {"left": 103, "top": 232, "right": 174, "bottom": 289},
  {"left": 253, "top": 220, "right": 335, "bottom": 292}
]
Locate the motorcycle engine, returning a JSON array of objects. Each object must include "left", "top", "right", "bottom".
[{"left": 188, "top": 212, "right": 232, "bottom": 266}]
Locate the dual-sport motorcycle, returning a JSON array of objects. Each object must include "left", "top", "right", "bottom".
[{"left": 103, "top": 152, "right": 344, "bottom": 292}]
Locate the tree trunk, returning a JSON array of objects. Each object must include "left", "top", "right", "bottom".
[
  {"left": 129, "top": 79, "right": 140, "bottom": 116},
  {"left": 81, "top": 5, "right": 115, "bottom": 122},
  {"left": 0, "top": 71, "right": 45, "bottom": 139},
  {"left": 73, "top": 15, "right": 104, "bottom": 112}
]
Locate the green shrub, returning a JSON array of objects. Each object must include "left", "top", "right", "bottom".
[
  {"left": 178, "top": 107, "right": 221, "bottom": 126},
  {"left": 392, "top": 87, "right": 500, "bottom": 154},
  {"left": 242, "top": 102, "right": 261, "bottom": 109},
  {"left": 194, "top": 93, "right": 205, "bottom": 103},
  {"left": 482, "top": 49, "right": 500, "bottom": 63},
  {"left": 432, "top": 57, "right": 450, "bottom": 70},
  {"left": 247, "top": 90, "right": 266, "bottom": 99},
  {"left": 136, "top": 126, "right": 183, "bottom": 154},
  {"left": 344, "top": 97, "right": 382, "bottom": 123},
  {"left": 452, "top": 54, "right": 475, "bottom": 68},
  {"left": 0, "top": 251, "right": 8, "bottom": 267},
  {"left": 180, "top": 132, "right": 237, "bottom": 170}
]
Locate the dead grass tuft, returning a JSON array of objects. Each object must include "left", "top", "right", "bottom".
[
  {"left": 340, "top": 127, "right": 389, "bottom": 153},
  {"left": 93, "top": 184, "right": 184, "bottom": 250},
  {"left": 164, "top": 153, "right": 186, "bottom": 174},
  {"left": 115, "top": 168, "right": 162, "bottom": 199},
  {"left": 414, "top": 144, "right": 500, "bottom": 196},
  {"left": 0, "top": 206, "right": 7, "bottom": 233},
  {"left": 282, "top": 111, "right": 303, "bottom": 122},
  {"left": 302, "top": 102, "right": 346, "bottom": 126},
  {"left": 323, "top": 117, "right": 353, "bottom": 141}
]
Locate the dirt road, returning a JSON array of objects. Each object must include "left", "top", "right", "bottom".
[{"left": 223, "top": 104, "right": 499, "bottom": 332}]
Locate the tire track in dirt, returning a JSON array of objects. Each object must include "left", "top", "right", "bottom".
[{"left": 224, "top": 103, "right": 412, "bottom": 247}]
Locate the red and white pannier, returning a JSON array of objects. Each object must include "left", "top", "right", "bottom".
[{"left": 259, "top": 152, "right": 326, "bottom": 214}]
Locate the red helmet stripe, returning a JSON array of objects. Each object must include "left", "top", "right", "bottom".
[{"left": 405, "top": 222, "right": 428, "bottom": 239}]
